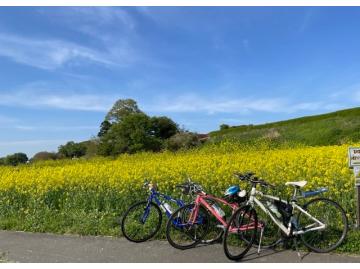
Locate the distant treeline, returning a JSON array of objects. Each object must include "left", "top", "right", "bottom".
[{"left": 0, "top": 99, "right": 206, "bottom": 166}]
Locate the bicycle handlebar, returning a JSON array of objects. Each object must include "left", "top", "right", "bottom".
[
  {"left": 234, "top": 172, "right": 276, "bottom": 188},
  {"left": 176, "top": 180, "right": 204, "bottom": 195}
]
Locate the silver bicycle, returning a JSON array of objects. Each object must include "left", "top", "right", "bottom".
[{"left": 223, "top": 172, "right": 348, "bottom": 261}]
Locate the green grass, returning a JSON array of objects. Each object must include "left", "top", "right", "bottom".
[{"left": 210, "top": 107, "right": 360, "bottom": 146}]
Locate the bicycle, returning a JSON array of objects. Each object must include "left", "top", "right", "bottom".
[
  {"left": 165, "top": 181, "right": 250, "bottom": 250},
  {"left": 121, "top": 180, "right": 188, "bottom": 243},
  {"left": 223, "top": 172, "right": 348, "bottom": 261}
]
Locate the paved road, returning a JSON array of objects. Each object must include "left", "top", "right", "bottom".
[{"left": 0, "top": 230, "right": 359, "bottom": 263}]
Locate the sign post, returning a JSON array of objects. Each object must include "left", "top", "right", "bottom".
[{"left": 348, "top": 147, "right": 360, "bottom": 228}]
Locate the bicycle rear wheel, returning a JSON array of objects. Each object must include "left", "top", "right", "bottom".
[
  {"left": 298, "top": 197, "right": 348, "bottom": 253},
  {"left": 166, "top": 203, "right": 210, "bottom": 250},
  {"left": 223, "top": 205, "right": 257, "bottom": 261}
]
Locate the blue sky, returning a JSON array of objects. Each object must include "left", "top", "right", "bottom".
[{"left": 1, "top": 6, "right": 360, "bottom": 157}]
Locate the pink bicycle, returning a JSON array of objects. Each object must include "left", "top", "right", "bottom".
[{"left": 165, "top": 180, "right": 259, "bottom": 250}]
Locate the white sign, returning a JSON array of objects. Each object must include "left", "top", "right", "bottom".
[
  {"left": 348, "top": 147, "right": 360, "bottom": 168},
  {"left": 354, "top": 166, "right": 360, "bottom": 186}
]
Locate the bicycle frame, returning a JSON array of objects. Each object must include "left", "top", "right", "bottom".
[
  {"left": 248, "top": 187, "right": 326, "bottom": 237},
  {"left": 188, "top": 193, "right": 260, "bottom": 233},
  {"left": 145, "top": 188, "right": 185, "bottom": 219},
  {"left": 192, "top": 194, "right": 238, "bottom": 225}
]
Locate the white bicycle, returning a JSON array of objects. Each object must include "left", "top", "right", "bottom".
[{"left": 223, "top": 172, "right": 348, "bottom": 261}]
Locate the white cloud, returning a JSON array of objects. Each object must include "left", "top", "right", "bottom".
[
  {"left": 0, "top": 89, "right": 118, "bottom": 112},
  {"left": 146, "top": 94, "right": 285, "bottom": 114},
  {"left": 40, "top": 7, "right": 135, "bottom": 29},
  {"left": 0, "top": 32, "right": 137, "bottom": 70},
  {"left": 145, "top": 94, "right": 341, "bottom": 115}
]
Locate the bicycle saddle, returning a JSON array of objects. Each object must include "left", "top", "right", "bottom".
[{"left": 285, "top": 181, "right": 307, "bottom": 188}]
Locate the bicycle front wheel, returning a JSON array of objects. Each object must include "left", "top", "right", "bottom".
[
  {"left": 166, "top": 203, "right": 209, "bottom": 250},
  {"left": 121, "top": 201, "right": 162, "bottom": 243},
  {"left": 298, "top": 197, "right": 348, "bottom": 253},
  {"left": 223, "top": 205, "right": 257, "bottom": 261}
]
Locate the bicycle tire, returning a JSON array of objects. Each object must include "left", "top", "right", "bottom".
[
  {"left": 223, "top": 205, "right": 258, "bottom": 261},
  {"left": 121, "top": 201, "right": 162, "bottom": 243},
  {"left": 297, "top": 197, "right": 348, "bottom": 253},
  {"left": 166, "top": 203, "right": 210, "bottom": 250}
]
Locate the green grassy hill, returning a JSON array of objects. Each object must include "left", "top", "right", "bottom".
[{"left": 209, "top": 107, "right": 360, "bottom": 146}]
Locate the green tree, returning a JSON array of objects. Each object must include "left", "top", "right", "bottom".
[
  {"left": 98, "top": 120, "right": 112, "bottom": 137},
  {"left": 151, "top": 116, "right": 179, "bottom": 140},
  {"left": 220, "top": 124, "right": 230, "bottom": 130},
  {"left": 98, "top": 113, "right": 162, "bottom": 155},
  {"left": 105, "top": 99, "right": 142, "bottom": 123},
  {"left": 5, "top": 153, "right": 28, "bottom": 166},
  {"left": 31, "top": 151, "right": 58, "bottom": 162},
  {"left": 58, "top": 141, "right": 87, "bottom": 158}
]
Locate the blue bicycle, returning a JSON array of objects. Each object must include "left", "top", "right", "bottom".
[{"left": 121, "top": 180, "right": 191, "bottom": 242}]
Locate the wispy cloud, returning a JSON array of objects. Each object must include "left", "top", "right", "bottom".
[
  {"left": 39, "top": 7, "right": 136, "bottom": 32},
  {"left": 0, "top": 33, "right": 124, "bottom": 70},
  {"left": 0, "top": 30, "right": 137, "bottom": 70},
  {"left": 145, "top": 94, "right": 341, "bottom": 115},
  {"left": 0, "top": 89, "right": 118, "bottom": 112}
]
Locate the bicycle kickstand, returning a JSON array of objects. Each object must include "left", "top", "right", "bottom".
[
  {"left": 292, "top": 237, "right": 302, "bottom": 260},
  {"left": 257, "top": 227, "right": 264, "bottom": 255}
]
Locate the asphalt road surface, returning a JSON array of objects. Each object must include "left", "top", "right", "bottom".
[{"left": 0, "top": 230, "right": 359, "bottom": 263}]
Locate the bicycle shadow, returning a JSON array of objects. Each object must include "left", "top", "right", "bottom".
[
  {"left": 186, "top": 239, "right": 313, "bottom": 263},
  {"left": 241, "top": 247, "right": 311, "bottom": 263}
]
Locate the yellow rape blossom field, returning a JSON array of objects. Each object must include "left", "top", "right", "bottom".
[{"left": 0, "top": 142, "right": 359, "bottom": 252}]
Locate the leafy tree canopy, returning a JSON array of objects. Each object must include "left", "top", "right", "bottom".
[
  {"left": 98, "top": 120, "right": 112, "bottom": 137},
  {"left": 105, "top": 99, "right": 142, "bottom": 123},
  {"left": 4, "top": 152, "right": 28, "bottom": 166},
  {"left": 151, "top": 116, "right": 179, "bottom": 140},
  {"left": 58, "top": 141, "right": 87, "bottom": 158},
  {"left": 98, "top": 113, "right": 163, "bottom": 156}
]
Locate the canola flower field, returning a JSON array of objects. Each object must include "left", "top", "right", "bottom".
[{"left": 0, "top": 142, "right": 359, "bottom": 252}]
